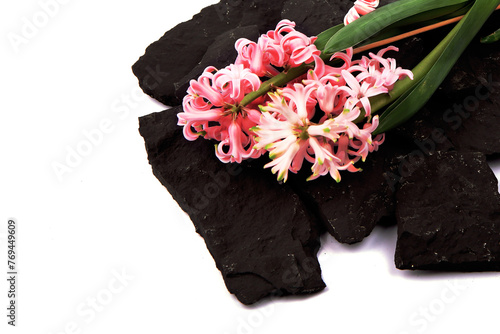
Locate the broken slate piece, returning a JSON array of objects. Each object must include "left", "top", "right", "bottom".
[
  {"left": 139, "top": 106, "right": 325, "bottom": 304},
  {"left": 395, "top": 151, "right": 500, "bottom": 271},
  {"left": 290, "top": 137, "right": 403, "bottom": 244}
]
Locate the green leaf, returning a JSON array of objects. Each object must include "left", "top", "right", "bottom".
[
  {"left": 354, "top": 2, "right": 473, "bottom": 50},
  {"left": 481, "top": 27, "right": 500, "bottom": 43},
  {"left": 374, "top": 0, "right": 500, "bottom": 135},
  {"left": 323, "top": 0, "right": 471, "bottom": 54},
  {"left": 315, "top": 23, "right": 343, "bottom": 51}
]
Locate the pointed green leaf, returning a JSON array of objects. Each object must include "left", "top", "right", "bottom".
[
  {"left": 314, "top": 23, "right": 344, "bottom": 51},
  {"left": 324, "top": 0, "right": 471, "bottom": 54}
]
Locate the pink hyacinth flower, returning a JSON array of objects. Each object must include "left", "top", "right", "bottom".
[
  {"left": 266, "top": 19, "right": 297, "bottom": 46},
  {"left": 213, "top": 64, "right": 261, "bottom": 102},
  {"left": 338, "top": 70, "right": 388, "bottom": 116},
  {"left": 235, "top": 19, "right": 320, "bottom": 77},
  {"left": 366, "top": 47, "right": 414, "bottom": 90},
  {"left": 350, "top": 115, "right": 384, "bottom": 161},
  {"left": 280, "top": 31, "right": 320, "bottom": 67},
  {"left": 253, "top": 87, "right": 317, "bottom": 182},
  {"left": 179, "top": 16, "right": 414, "bottom": 181},
  {"left": 235, "top": 38, "right": 281, "bottom": 77},
  {"left": 216, "top": 119, "right": 261, "bottom": 163},
  {"left": 178, "top": 65, "right": 264, "bottom": 163},
  {"left": 253, "top": 83, "right": 378, "bottom": 182}
]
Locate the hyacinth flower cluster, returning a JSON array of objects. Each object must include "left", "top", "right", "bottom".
[{"left": 177, "top": 19, "right": 413, "bottom": 182}]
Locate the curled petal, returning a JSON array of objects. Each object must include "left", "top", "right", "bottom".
[
  {"left": 213, "top": 64, "right": 261, "bottom": 102},
  {"left": 189, "top": 80, "right": 225, "bottom": 107},
  {"left": 216, "top": 120, "right": 260, "bottom": 163},
  {"left": 329, "top": 47, "right": 354, "bottom": 70},
  {"left": 376, "top": 45, "right": 399, "bottom": 58},
  {"left": 279, "top": 83, "right": 316, "bottom": 121},
  {"left": 354, "top": 0, "right": 378, "bottom": 15},
  {"left": 264, "top": 92, "right": 302, "bottom": 125},
  {"left": 344, "top": 7, "right": 360, "bottom": 25},
  {"left": 316, "top": 84, "right": 342, "bottom": 115},
  {"left": 345, "top": 0, "right": 379, "bottom": 25},
  {"left": 307, "top": 119, "right": 340, "bottom": 142},
  {"left": 281, "top": 31, "right": 320, "bottom": 66}
]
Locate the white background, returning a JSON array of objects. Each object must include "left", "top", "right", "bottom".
[{"left": 2, "top": 1, "right": 500, "bottom": 333}]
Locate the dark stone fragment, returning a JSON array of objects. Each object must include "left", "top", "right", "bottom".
[
  {"left": 138, "top": 106, "right": 325, "bottom": 305},
  {"left": 132, "top": 0, "right": 287, "bottom": 106},
  {"left": 395, "top": 151, "right": 500, "bottom": 271},
  {"left": 289, "top": 134, "right": 410, "bottom": 244},
  {"left": 281, "top": 0, "right": 352, "bottom": 36},
  {"left": 390, "top": 93, "right": 457, "bottom": 155}
]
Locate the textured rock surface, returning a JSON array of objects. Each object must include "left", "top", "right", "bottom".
[
  {"left": 389, "top": 11, "right": 500, "bottom": 156},
  {"left": 139, "top": 106, "right": 325, "bottom": 305},
  {"left": 443, "top": 84, "right": 500, "bottom": 155},
  {"left": 290, "top": 147, "right": 397, "bottom": 244},
  {"left": 395, "top": 151, "right": 500, "bottom": 271},
  {"left": 281, "top": 0, "right": 351, "bottom": 36},
  {"left": 391, "top": 72, "right": 500, "bottom": 156}
]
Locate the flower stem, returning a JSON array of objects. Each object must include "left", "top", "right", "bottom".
[{"left": 353, "top": 4, "right": 500, "bottom": 54}]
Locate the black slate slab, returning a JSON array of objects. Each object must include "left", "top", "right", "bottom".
[
  {"left": 290, "top": 148, "right": 397, "bottom": 244},
  {"left": 139, "top": 106, "right": 325, "bottom": 304},
  {"left": 395, "top": 151, "right": 500, "bottom": 271}
]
